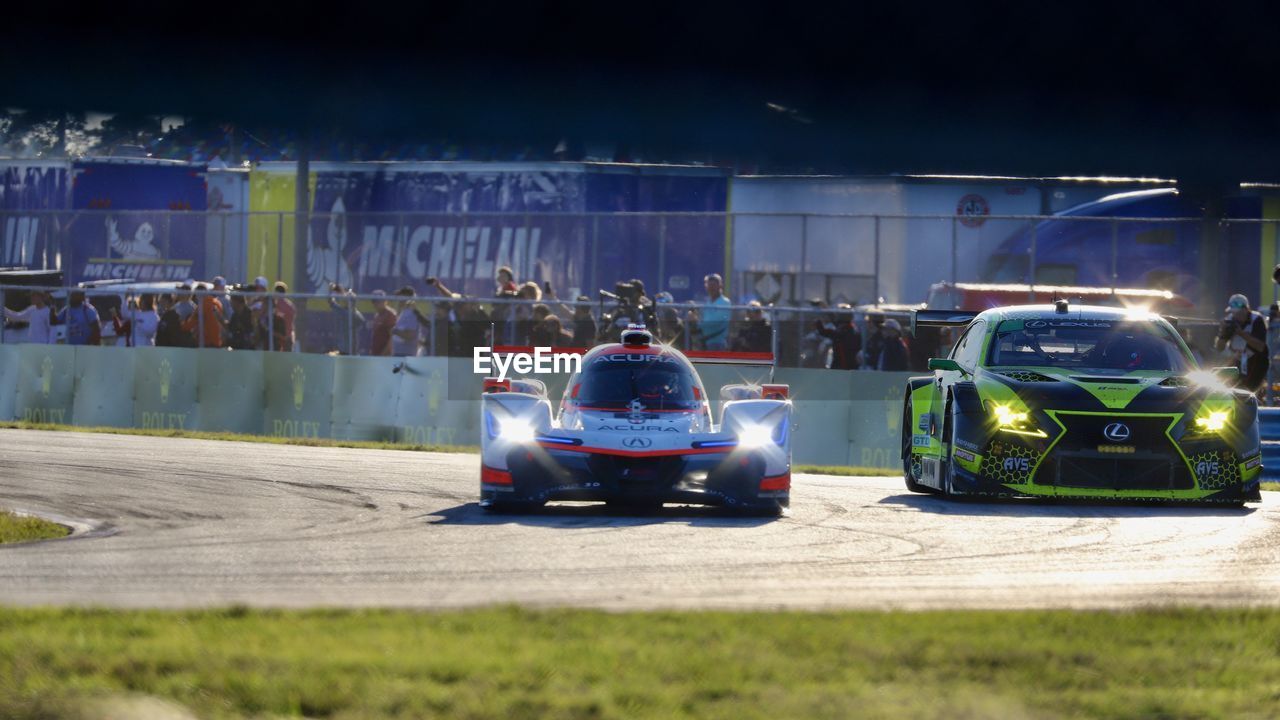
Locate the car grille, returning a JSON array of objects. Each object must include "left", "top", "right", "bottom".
[
  {"left": 1047, "top": 413, "right": 1193, "bottom": 490},
  {"left": 586, "top": 454, "right": 685, "bottom": 486},
  {"left": 1053, "top": 454, "right": 1191, "bottom": 490}
]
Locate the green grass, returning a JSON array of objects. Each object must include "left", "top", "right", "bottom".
[
  {"left": 3, "top": 607, "right": 1280, "bottom": 719},
  {"left": 0, "top": 511, "right": 69, "bottom": 544},
  {"left": 794, "top": 463, "right": 900, "bottom": 477},
  {"left": 0, "top": 421, "right": 478, "bottom": 456},
  {"left": 1263, "top": 482, "right": 1280, "bottom": 492}
]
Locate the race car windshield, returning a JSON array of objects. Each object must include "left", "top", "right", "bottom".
[
  {"left": 987, "top": 320, "right": 1194, "bottom": 372},
  {"left": 576, "top": 361, "right": 700, "bottom": 410}
]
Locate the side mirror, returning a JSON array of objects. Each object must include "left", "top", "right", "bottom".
[
  {"left": 928, "top": 358, "right": 962, "bottom": 372},
  {"left": 1212, "top": 366, "right": 1241, "bottom": 381}
]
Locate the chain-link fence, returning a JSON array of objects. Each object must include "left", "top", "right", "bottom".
[
  {"left": 1, "top": 284, "right": 1238, "bottom": 380},
  {"left": 3, "top": 209, "right": 1277, "bottom": 318}
]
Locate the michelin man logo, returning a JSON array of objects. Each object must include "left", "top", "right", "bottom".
[
  {"left": 306, "top": 197, "right": 354, "bottom": 292},
  {"left": 158, "top": 358, "right": 172, "bottom": 404},
  {"left": 106, "top": 217, "right": 161, "bottom": 260},
  {"left": 39, "top": 356, "right": 53, "bottom": 398},
  {"left": 292, "top": 365, "right": 306, "bottom": 410}
]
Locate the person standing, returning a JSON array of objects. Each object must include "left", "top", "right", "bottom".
[
  {"left": 327, "top": 283, "right": 366, "bottom": 355},
  {"left": 52, "top": 291, "right": 101, "bottom": 346},
  {"left": 224, "top": 294, "right": 257, "bottom": 350},
  {"left": 368, "top": 290, "right": 397, "bottom": 356},
  {"left": 272, "top": 281, "right": 296, "bottom": 351},
  {"left": 877, "top": 319, "right": 910, "bottom": 371},
  {"left": 3, "top": 290, "right": 54, "bottom": 344},
  {"left": 697, "top": 273, "right": 732, "bottom": 351},
  {"left": 816, "top": 304, "right": 862, "bottom": 370},
  {"left": 1213, "top": 293, "right": 1269, "bottom": 393},
  {"left": 112, "top": 293, "right": 160, "bottom": 347},
  {"left": 390, "top": 286, "right": 420, "bottom": 357}
]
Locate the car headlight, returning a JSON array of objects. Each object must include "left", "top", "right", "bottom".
[
  {"left": 990, "top": 403, "right": 1047, "bottom": 438},
  {"left": 737, "top": 424, "right": 776, "bottom": 448},
  {"left": 487, "top": 414, "right": 536, "bottom": 443},
  {"left": 1193, "top": 409, "right": 1230, "bottom": 433},
  {"left": 498, "top": 418, "right": 536, "bottom": 443}
]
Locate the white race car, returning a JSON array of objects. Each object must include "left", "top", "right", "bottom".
[{"left": 479, "top": 326, "right": 793, "bottom": 514}]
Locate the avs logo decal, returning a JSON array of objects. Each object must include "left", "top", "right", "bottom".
[
  {"left": 622, "top": 437, "right": 653, "bottom": 449},
  {"left": 1102, "top": 422, "right": 1131, "bottom": 442},
  {"left": 1002, "top": 457, "right": 1030, "bottom": 472}
]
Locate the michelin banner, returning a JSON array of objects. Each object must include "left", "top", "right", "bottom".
[
  {"left": 67, "top": 160, "right": 209, "bottom": 284},
  {"left": 249, "top": 163, "right": 729, "bottom": 305}
]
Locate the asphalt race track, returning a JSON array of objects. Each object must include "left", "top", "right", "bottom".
[{"left": 2, "top": 429, "right": 1279, "bottom": 610}]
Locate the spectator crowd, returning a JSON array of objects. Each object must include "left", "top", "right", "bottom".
[{"left": 0, "top": 266, "right": 936, "bottom": 373}]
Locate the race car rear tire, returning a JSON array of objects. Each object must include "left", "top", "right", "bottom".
[
  {"left": 902, "top": 396, "right": 935, "bottom": 494},
  {"left": 940, "top": 399, "right": 958, "bottom": 499}
]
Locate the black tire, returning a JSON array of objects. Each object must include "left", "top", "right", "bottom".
[
  {"left": 940, "top": 397, "right": 958, "bottom": 499},
  {"left": 902, "top": 395, "right": 934, "bottom": 494}
]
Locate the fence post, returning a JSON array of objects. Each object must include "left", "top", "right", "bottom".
[
  {"left": 197, "top": 289, "right": 204, "bottom": 349},
  {"left": 268, "top": 294, "right": 275, "bottom": 352},
  {"left": 276, "top": 212, "right": 284, "bottom": 283},
  {"left": 951, "top": 216, "right": 958, "bottom": 284},
  {"left": 348, "top": 298, "right": 356, "bottom": 355},
  {"left": 1110, "top": 219, "right": 1119, "bottom": 292},
  {"left": 658, "top": 214, "right": 666, "bottom": 294},
  {"left": 164, "top": 212, "right": 173, "bottom": 272},
  {"left": 591, "top": 214, "right": 600, "bottom": 298},
  {"left": 1028, "top": 221, "right": 1037, "bottom": 302},
  {"left": 799, "top": 215, "right": 808, "bottom": 301},
  {"left": 873, "top": 215, "right": 881, "bottom": 303}
]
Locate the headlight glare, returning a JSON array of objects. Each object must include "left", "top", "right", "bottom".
[
  {"left": 498, "top": 418, "right": 536, "bottom": 443},
  {"left": 737, "top": 423, "right": 776, "bottom": 448},
  {"left": 989, "top": 403, "right": 1047, "bottom": 438},
  {"left": 1194, "top": 410, "right": 1229, "bottom": 433}
]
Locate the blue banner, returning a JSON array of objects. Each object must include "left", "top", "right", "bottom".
[
  {"left": 68, "top": 160, "right": 208, "bottom": 283},
  {"left": 1, "top": 162, "right": 69, "bottom": 268},
  {"left": 301, "top": 165, "right": 729, "bottom": 302}
]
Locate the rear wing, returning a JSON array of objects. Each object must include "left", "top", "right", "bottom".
[{"left": 910, "top": 309, "right": 978, "bottom": 337}]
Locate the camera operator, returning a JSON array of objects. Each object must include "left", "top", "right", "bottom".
[
  {"left": 597, "top": 279, "right": 655, "bottom": 343},
  {"left": 1213, "top": 293, "right": 1269, "bottom": 393}
]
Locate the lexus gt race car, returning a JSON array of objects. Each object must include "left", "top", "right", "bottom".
[
  {"left": 901, "top": 302, "right": 1262, "bottom": 503},
  {"left": 479, "top": 326, "right": 793, "bottom": 514}
]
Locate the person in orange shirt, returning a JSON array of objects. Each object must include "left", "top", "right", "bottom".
[{"left": 181, "top": 283, "right": 224, "bottom": 349}]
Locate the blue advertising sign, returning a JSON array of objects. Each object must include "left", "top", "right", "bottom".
[
  {"left": 68, "top": 160, "right": 208, "bottom": 283},
  {"left": 1, "top": 161, "right": 69, "bottom": 268},
  {"left": 300, "top": 165, "right": 729, "bottom": 302},
  {"left": 302, "top": 168, "right": 589, "bottom": 298}
]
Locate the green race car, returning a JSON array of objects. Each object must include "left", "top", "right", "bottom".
[{"left": 902, "top": 302, "right": 1262, "bottom": 503}]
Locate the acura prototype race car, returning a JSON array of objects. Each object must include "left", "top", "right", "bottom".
[
  {"left": 901, "top": 302, "right": 1262, "bottom": 503},
  {"left": 479, "top": 326, "right": 793, "bottom": 513}
]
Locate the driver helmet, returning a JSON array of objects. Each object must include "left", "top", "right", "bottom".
[
  {"left": 637, "top": 373, "right": 675, "bottom": 400},
  {"left": 1102, "top": 334, "right": 1145, "bottom": 370}
]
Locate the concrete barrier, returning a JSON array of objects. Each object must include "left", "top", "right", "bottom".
[
  {"left": 0, "top": 345, "right": 18, "bottom": 422},
  {"left": 0, "top": 345, "right": 918, "bottom": 468},
  {"left": 14, "top": 344, "right": 76, "bottom": 425}
]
